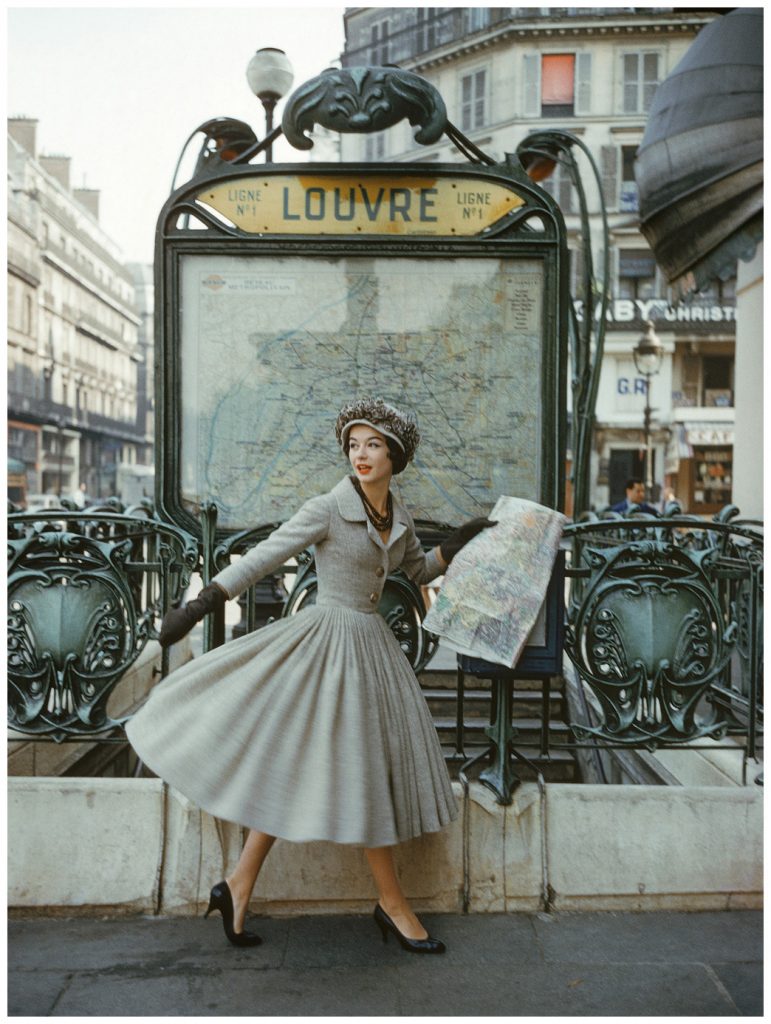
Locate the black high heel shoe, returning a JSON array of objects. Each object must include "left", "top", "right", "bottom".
[
  {"left": 204, "top": 880, "right": 262, "bottom": 947},
  {"left": 373, "top": 903, "right": 445, "bottom": 954}
]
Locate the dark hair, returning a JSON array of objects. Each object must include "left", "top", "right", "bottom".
[
  {"left": 625, "top": 478, "right": 644, "bottom": 490},
  {"left": 386, "top": 437, "right": 407, "bottom": 475}
]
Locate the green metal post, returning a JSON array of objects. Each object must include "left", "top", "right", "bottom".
[
  {"left": 479, "top": 677, "right": 520, "bottom": 804},
  {"left": 200, "top": 502, "right": 225, "bottom": 651}
]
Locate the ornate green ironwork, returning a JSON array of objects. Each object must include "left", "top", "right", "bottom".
[
  {"left": 516, "top": 130, "right": 610, "bottom": 520},
  {"left": 7, "top": 510, "right": 197, "bottom": 742},
  {"left": 563, "top": 513, "right": 763, "bottom": 752},
  {"left": 282, "top": 66, "right": 447, "bottom": 151}
]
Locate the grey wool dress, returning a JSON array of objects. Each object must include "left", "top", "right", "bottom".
[{"left": 126, "top": 476, "right": 458, "bottom": 847}]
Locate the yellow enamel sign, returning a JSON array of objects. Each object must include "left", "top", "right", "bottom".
[{"left": 197, "top": 174, "right": 525, "bottom": 236}]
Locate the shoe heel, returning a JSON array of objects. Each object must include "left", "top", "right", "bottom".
[
  {"left": 205, "top": 880, "right": 262, "bottom": 948},
  {"left": 374, "top": 906, "right": 389, "bottom": 943},
  {"left": 204, "top": 886, "right": 222, "bottom": 919}
]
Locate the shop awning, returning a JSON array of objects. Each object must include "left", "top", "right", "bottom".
[{"left": 635, "top": 8, "right": 763, "bottom": 299}]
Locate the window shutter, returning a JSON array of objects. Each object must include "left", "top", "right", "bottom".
[
  {"left": 475, "top": 69, "right": 487, "bottom": 128},
  {"left": 622, "top": 53, "right": 639, "bottom": 113},
  {"left": 575, "top": 52, "right": 592, "bottom": 115},
  {"left": 570, "top": 243, "right": 585, "bottom": 302},
  {"left": 600, "top": 146, "right": 618, "bottom": 212},
  {"left": 682, "top": 354, "right": 700, "bottom": 385},
  {"left": 522, "top": 54, "right": 540, "bottom": 116},
  {"left": 559, "top": 165, "right": 573, "bottom": 214}
]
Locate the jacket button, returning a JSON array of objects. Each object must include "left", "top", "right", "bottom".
[
  {"left": 369, "top": 593, "right": 378, "bottom": 603},
  {"left": 376, "top": 566, "right": 385, "bottom": 577}
]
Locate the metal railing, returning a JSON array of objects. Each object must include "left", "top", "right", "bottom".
[
  {"left": 8, "top": 502, "right": 197, "bottom": 743},
  {"left": 7, "top": 502, "right": 762, "bottom": 795}
]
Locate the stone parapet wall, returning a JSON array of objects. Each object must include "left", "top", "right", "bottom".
[{"left": 7, "top": 779, "right": 762, "bottom": 916}]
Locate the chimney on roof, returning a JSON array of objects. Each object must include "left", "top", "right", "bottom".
[
  {"left": 8, "top": 117, "right": 38, "bottom": 158},
  {"left": 74, "top": 188, "right": 100, "bottom": 220},
  {"left": 40, "top": 154, "right": 71, "bottom": 190}
]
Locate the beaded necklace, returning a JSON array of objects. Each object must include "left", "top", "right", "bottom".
[{"left": 350, "top": 475, "right": 393, "bottom": 532}]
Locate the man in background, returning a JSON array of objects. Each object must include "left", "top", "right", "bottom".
[{"left": 611, "top": 478, "right": 658, "bottom": 515}]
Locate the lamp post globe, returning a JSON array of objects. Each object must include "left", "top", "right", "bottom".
[
  {"left": 633, "top": 319, "right": 664, "bottom": 377},
  {"left": 246, "top": 48, "right": 294, "bottom": 161}
]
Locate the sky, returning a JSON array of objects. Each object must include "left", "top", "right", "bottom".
[{"left": 7, "top": 5, "right": 348, "bottom": 263}]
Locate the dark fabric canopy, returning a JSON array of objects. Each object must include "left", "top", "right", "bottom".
[{"left": 635, "top": 8, "right": 763, "bottom": 299}]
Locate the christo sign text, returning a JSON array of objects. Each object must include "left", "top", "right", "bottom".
[{"left": 198, "top": 174, "right": 525, "bottom": 236}]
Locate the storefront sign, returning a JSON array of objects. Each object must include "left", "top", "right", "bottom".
[
  {"left": 574, "top": 297, "right": 736, "bottom": 325},
  {"left": 198, "top": 174, "right": 525, "bottom": 236},
  {"left": 685, "top": 426, "right": 734, "bottom": 445},
  {"left": 617, "top": 377, "right": 649, "bottom": 395}
]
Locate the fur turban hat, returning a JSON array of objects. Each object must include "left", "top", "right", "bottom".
[{"left": 335, "top": 398, "right": 420, "bottom": 473}]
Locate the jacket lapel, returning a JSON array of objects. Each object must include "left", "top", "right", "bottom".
[
  {"left": 387, "top": 493, "right": 409, "bottom": 549},
  {"left": 333, "top": 476, "right": 407, "bottom": 550},
  {"left": 333, "top": 476, "right": 367, "bottom": 522}
]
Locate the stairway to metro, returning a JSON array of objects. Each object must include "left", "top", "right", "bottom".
[{"left": 418, "top": 664, "right": 580, "bottom": 784}]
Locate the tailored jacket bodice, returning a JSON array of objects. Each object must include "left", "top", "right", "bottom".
[{"left": 212, "top": 476, "right": 444, "bottom": 611}]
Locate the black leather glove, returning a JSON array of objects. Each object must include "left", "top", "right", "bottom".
[
  {"left": 440, "top": 517, "right": 497, "bottom": 565},
  {"left": 159, "top": 582, "right": 226, "bottom": 648}
]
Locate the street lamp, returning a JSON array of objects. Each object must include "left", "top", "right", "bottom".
[
  {"left": 246, "top": 48, "right": 294, "bottom": 162},
  {"left": 633, "top": 319, "right": 664, "bottom": 498}
]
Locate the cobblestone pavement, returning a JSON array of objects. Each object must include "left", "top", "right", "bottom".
[{"left": 8, "top": 909, "right": 762, "bottom": 1017}]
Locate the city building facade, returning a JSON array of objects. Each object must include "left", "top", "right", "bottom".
[
  {"left": 340, "top": 7, "right": 736, "bottom": 513},
  {"left": 7, "top": 118, "right": 150, "bottom": 506}
]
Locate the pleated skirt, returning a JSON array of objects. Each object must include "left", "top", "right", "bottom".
[{"left": 125, "top": 604, "right": 458, "bottom": 846}]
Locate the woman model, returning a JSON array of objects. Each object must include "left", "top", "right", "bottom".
[{"left": 126, "top": 398, "right": 493, "bottom": 954}]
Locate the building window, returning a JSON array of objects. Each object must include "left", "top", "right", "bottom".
[
  {"left": 23, "top": 294, "right": 33, "bottom": 335},
  {"left": 623, "top": 52, "right": 660, "bottom": 114},
  {"left": 465, "top": 8, "right": 491, "bottom": 33},
  {"left": 369, "top": 19, "right": 389, "bottom": 65},
  {"left": 523, "top": 52, "right": 592, "bottom": 117},
  {"left": 699, "top": 275, "right": 737, "bottom": 305},
  {"left": 702, "top": 356, "right": 734, "bottom": 407},
  {"left": 540, "top": 158, "right": 573, "bottom": 214},
  {"left": 692, "top": 447, "right": 732, "bottom": 511},
  {"left": 674, "top": 352, "right": 734, "bottom": 409},
  {"left": 461, "top": 68, "right": 488, "bottom": 132},
  {"left": 620, "top": 145, "right": 639, "bottom": 212},
  {"left": 365, "top": 132, "right": 386, "bottom": 161},
  {"left": 618, "top": 249, "right": 656, "bottom": 300},
  {"left": 542, "top": 54, "right": 575, "bottom": 117},
  {"left": 415, "top": 8, "right": 437, "bottom": 52}
]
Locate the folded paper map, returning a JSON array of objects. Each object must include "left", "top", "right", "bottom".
[{"left": 424, "top": 496, "right": 567, "bottom": 668}]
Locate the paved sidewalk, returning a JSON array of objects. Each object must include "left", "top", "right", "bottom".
[{"left": 8, "top": 910, "right": 762, "bottom": 1017}]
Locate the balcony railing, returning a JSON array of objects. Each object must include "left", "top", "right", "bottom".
[
  {"left": 672, "top": 385, "right": 734, "bottom": 409},
  {"left": 7, "top": 389, "right": 147, "bottom": 443},
  {"left": 342, "top": 8, "right": 694, "bottom": 67}
]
